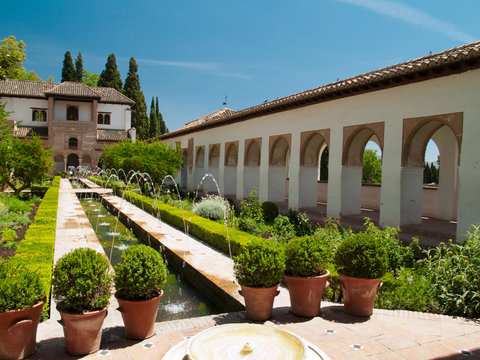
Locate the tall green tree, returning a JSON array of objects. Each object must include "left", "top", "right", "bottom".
[
  {"left": 82, "top": 69, "right": 99, "bottom": 86},
  {"left": 362, "top": 149, "right": 382, "bottom": 184},
  {"left": 74, "top": 52, "right": 83, "bottom": 82},
  {"left": 0, "top": 36, "right": 41, "bottom": 81},
  {"left": 61, "top": 51, "right": 76, "bottom": 82},
  {"left": 97, "top": 53, "right": 123, "bottom": 91},
  {"left": 149, "top": 97, "right": 158, "bottom": 138},
  {"left": 155, "top": 97, "right": 167, "bottom": 134},
  {"left": 124, "top": 57, "right": 149, "bottom": 139}
]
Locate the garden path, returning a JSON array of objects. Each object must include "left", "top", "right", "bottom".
[{"left": 32, "top": 179, "right": 480, "bottom": 359}]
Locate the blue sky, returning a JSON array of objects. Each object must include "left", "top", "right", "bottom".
[{"left": 2, "top": 0, "right": 479, "bottom": 161}]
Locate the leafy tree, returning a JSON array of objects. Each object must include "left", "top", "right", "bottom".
[
  {"left": 61, "top": 51, "right": 76, "bottom": 82},
  {"left": 0, "top": 35, "right": 41, "bottom": 81},
  {"left": 156, "top": 97, "right": 167, "bottom": 134},
  {"left": 97, "top": 53, "right": 123, "bottom": 91},
  {"left": 0, "top": 101, "right": 13, "bottom": 142},
  {"left": 82, "top": 69, "right": 99, "bottom": 86},
  {"left": 74, "top": 52, "right": 83, "bottom": 82},
  {"left": 0, "top": 136, "right": 53, "bottom": 197},
  {"left": 101, "top": 140, "right": 183, "bottom": 187},
  {"left": 124, "top": 57, "right": 149, "bottom": 139},
  {"left": 149, "top": 97, "right": 158, "bottom": 138},
  {"left": 362, "top": 149, "right": 382, "bottom": 184}
]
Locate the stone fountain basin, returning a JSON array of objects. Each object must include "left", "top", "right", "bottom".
[{"left": 162, "top": 323, "right": 331, "bottom": 360}]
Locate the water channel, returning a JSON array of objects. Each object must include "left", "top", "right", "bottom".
[{"left": 78, "top": 194, "right": 220, "bottom": 321}]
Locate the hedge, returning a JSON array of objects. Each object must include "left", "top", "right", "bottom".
[
  {"left": 9, "top": 176, "right": 60, "bottom": 318},
  {"left": 92, "top": 177, "right": 261, "bottom": 257}
]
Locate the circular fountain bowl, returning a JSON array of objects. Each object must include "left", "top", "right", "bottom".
[{"left": 185, "top": 324, "right": 307, "bottom": 360}]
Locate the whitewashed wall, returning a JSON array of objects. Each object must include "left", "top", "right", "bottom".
[
  {"left": 2, "top": 97, "right": 48, "bottom": 125},
  {"left": 164, "top": 69, "right": 480, "bottom": 237},
  {"left": 53, "top": 100, "right": 91, "bottom": 122},
  {"left": 97, "top": 103, "right": 131, "bottom": 130}
]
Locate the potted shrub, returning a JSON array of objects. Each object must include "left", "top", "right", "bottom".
[
  {"left": 334, "top": 233, "right": 388, "bottom": 316},
  {"left": 52, "top": 248, "right": 112, "bottom": 355},
  {"left": 234, "top": 238, "right": 285, "bottom": 321},
  {"left": 284, "top": 236, "right": 330, "bottom": 317},
  {"left": 0, "top": 260, "right": 45, "bottom": 360},
  {"left": 114, "top": 244, "right": 167, "bottom": 339}
]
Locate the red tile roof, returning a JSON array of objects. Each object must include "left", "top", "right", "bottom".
[
  {"left": 0, "top": 79, "right": 134, "bottom": 105},
  {"left": 160, "top": 40, "right": 480, "bottom": 139}
]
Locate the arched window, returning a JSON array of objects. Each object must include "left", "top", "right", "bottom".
[
  {"left": 66, "top": 106, "right": 79, "bottom": 121},
  {"left": 97, "top": 112, "right": 111, "bottom": 125},
  {"left": 32, "top": 109, "right": 47, "bottom": 122},
  {"left": 68, "top": 137, "right": 78, "bottom": 150}
]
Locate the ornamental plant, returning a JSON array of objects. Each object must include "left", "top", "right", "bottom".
[
  {"left": 334, "top": 233, "right": 388, "bottom": 279},
  {"left": 52, "top": 248, "right": 112, "bottom": 313},
  {"left": 0, "top": 259, "right": 44, "bottom": 312},
  {"left": 285, "top": 236, "right": 330, "bottom": 277},
  {"left": 114, "top": 245, "right": 167, "bottom": 300},
  {"left": 234, "top": 238, "right": 285, "bottom": 288},
  {"left": 192, "top": 195, "right": 231, "bottom": 221}
]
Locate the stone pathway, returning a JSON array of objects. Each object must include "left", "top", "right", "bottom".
[{"left": 32, "top": 179, "right": 480, "bottom": 359}]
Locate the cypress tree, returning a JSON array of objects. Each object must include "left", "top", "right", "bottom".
[
  {"left": 424, "top": 163, "right": 431, "bottom": 184},
  {"left": 97, "top": 53, "right": 123, "bottom": 91},
  {"left": 61, "top": 51, "right": 76, "bottom": 82},
  {"left": 124, "top": 57, "right": 149, "bottom": 139},
  {"left": 74, "top": 52, "right": 83, "bottom": 82},
  {"left": 156, "top": 97, "right": 167, "bottom": 134},
  {"left": 149, "top": 97, "right": 158, "bottom": 138}
]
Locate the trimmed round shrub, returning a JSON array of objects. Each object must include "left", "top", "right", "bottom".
[
  {"left": 52, "top": 248, "right": 112, "bottom": 313},
  {"left": 192, "top": 196, "right": 230, "bottom": 221},
  {"left": 114, "top": 244, "right": 167, "bottom": 300},
  {"left": 335, "top": 233, "right": 388, "bottom": 279},
  {"left": 285, "top": 236, "right": 329, "bottom": 277},
  {"left": 234, "top": 238, "right": 285, "bottom": 288},
  {"left": 0, "top": 259, "right": 45, "bottom": 312},
  {"left": 262, "top": 201, "right": 279, "bottom": 223}
]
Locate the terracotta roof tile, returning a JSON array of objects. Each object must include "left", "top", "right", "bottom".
[
  {"left": 15, "top": 126, "right": 48, "bottom": 138},
  {"left": 161, "top": 40, "right": 480, "bottom": 139},
  {"left": 97, "top": 129, "right": 128, "bottom": 141},
  {"left": 44, "top": 81, "right": 101, "bottom": 98},
  {"left": 0, "top": 79, "right": 134, "bottom": 105},
  {"left": 94, "top": 87, "right": 135, "bottom": 105}
]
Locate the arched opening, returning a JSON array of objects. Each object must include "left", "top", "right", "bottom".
[
  {"left": 206, "top": 144, "right": 220, "bottom": 193},
  {"left": 66, "top": 106, "right": 79, "bottom": 121},
  {"left": 300, "top": 132, "right": 329, "bottom": 208},
  {"left": 342, "top": 125, "right": 384, "bottom": 216},
  {"left": 268, "top": 136, "right": 290, "bottom": 203},
  {"left": 194, "top": 146, "right": 205, "bottom": 189},
  {"left": 68, "top": 137, "right": 78, "bottom": 150},
  {"left": 244, "top": 139, "right": 261, "bottom": 198},
  {"left": 402, "top": 117, "right": 460, "bottom": 225},
  {"left": 224, "top": 142, "right": 238, "bottom": 196},
  {"left": 66, "top": 153, "right": 79, "bottom": 170}
]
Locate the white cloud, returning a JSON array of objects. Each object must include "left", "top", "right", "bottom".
[
  {"left": 336, "top": 0, "right": 476, "bottom": 43},
  {"left": 136, "top": 58, "right": 252, "bottom": 79}
]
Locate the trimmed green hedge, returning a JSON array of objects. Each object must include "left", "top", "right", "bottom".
[
  {"left": 9, "top": 176, "right": 60, "bottom": 317},
  {"left": 92, "top": 178, "right": 260, "bottom": 256}
]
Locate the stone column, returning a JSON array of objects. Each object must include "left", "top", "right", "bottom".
[
  {"left": 258, "top": 136, "right": 269, "bottom": 202},
  {"left": 288, "top": 132, "right": 301, "bottom": 210},
  {"left": 379, "top": 120, "right": 403, "bottom": 228},
  {"left": 326, "top": 127, "right": 343, "bottom": 219}
]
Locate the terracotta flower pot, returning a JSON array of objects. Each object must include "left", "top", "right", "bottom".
[
  {"left": 339, "top": 273, "right": 382, "bottom": 317},
  {"left": 0, "top": 301, "right": 44, "bottom": 360},
  {"left": 284, "top": 270, "right": 330, "bottom": 317},
  {"left": 116, "top": 290, "right": 163, "bottom": 339},
  {"left": 58, "top": 307, "right": 108, "bottom": 355},
  {"left": 239, "top": 285, "right": 280, "bottom": 321}
]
